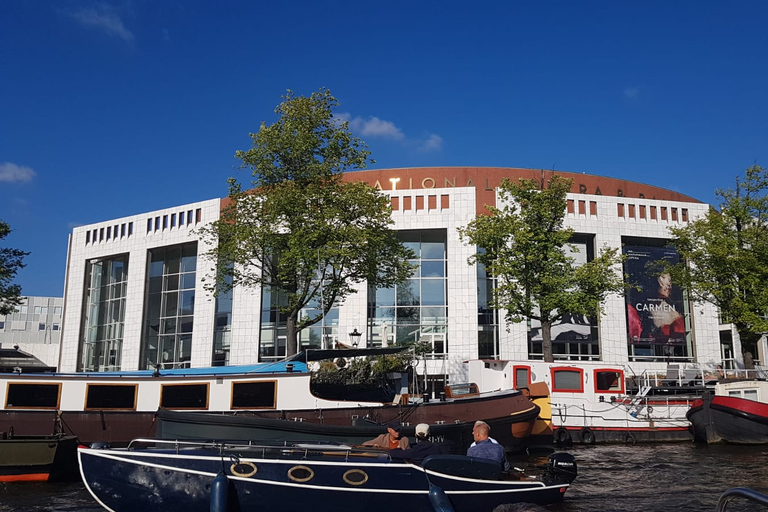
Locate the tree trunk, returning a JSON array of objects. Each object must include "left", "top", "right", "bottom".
[
  {"left": 542, "top": 321, "right": 554, "bottom": 362},
  {"left": 286, "top": 313, "right": 299, "bottom": 357}
]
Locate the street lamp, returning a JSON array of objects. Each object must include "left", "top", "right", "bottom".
[{"left": 349, "top": 328, "right": 362, "bottom": 348}]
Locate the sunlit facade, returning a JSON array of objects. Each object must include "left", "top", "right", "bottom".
[{"left": 58, "top": 167, "right": 755, "bottom": 384}]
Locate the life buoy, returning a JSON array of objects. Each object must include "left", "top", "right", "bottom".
[
  {"left": 624, "top": 432, "right": 637, "bottom": 445},
  {"left": 580, "top": 427, "right": 596, "bottom": 445},
  {"left": 555, "top": 427, "right": 572, "bottom": 445}
]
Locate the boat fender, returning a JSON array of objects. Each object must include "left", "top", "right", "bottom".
[
  {"left": 555, "top": 427, "right": 572, "bottom": 446},
  {"left": 428, "top": 482, "right": 455, "bottom": 512},
  {"left": 580, "top": 427, "right": 596, "bottom": 445},
  {"left": 624, "top": 432, "right": 637, "bottom": 445},
  {"left": 210, "top": 471, "right": 229, "bottom": 512}
]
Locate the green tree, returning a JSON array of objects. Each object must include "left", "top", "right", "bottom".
[
  {"left": 667, "top": 165, "right": 768, "bottom": 353},
  {"left": 199, "top": 89, "right": 414, "bottom": 357},
  {"left": 0, "top": 220, "right": 29, "bottom": 315},
  {"left": 458, "top": 175, "right": 624, "bottom": 362}
]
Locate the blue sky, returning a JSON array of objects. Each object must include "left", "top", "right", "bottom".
[{"left": 2, "top": 2, "right": 767, "bottom": 297}]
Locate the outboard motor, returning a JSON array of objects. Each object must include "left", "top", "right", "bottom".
[{"left": 546, "top": 452, "right": 577, "bottom": 483}]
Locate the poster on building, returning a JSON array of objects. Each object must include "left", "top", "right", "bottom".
[
  {"left": 528, "top": 239, "right": 597, "bottom": 344},
  {"left": 623, "top": 245, "right": 686, "bottom": 345}
]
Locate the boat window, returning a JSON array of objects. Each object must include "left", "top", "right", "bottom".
[
  {"left": 85, "top": 384, "right": 137, "bottom": 410},
  {"left": 513, "top": 366, "right": 531, "bottom": 389},
  {"left": 594, "top": 370, "right": 624, "bottom": 393},
  {"left": 444, "top": 383, "right": 479, "bottom": 398},
  {"left": 6, "top": 383, "right": 61, "bottom": 409},
  {"left": 551, "top": 368, "right": 584, "bottom": 392},
  {"left": 160, "top": 383, "right": 209, "bottom": 409},
  {"left": 232, "top": 381, "right": 276, "bottom": 409}
]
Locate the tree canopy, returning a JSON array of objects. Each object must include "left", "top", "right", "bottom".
[
  {"left": 667, "top": 165, "right": 768, "bottom": 350},
  {"left": 0, "top": 220, "right": 29, "bottom": 315},
  {"left": 199, "top": 89, "right": 414, "bottom": 356},
  {"left": 458, "top": 175, "right": 624, "bottom": 362}
]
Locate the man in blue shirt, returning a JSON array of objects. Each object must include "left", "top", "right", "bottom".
[{"left": 467, "top": 420, "right": 510, "bottom": 471}]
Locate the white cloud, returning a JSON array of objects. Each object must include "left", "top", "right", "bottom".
[
  {"left": 338, "top": 113, "right": 442, "bottom": 153},
  {"left": 418, "top": 134, "right": 443, "bottom": 152},
  {"left": 69, "top": 4, "right": 135, "bottom": 42},
  {"left": 351, "top": 116, "right": 405, "bottom": 140},
  {"left": 0, "top": 162, "right": 36, "bottom": 183},
  {"left": 623, "top": 87, "right": 640, "bottom": 99}
]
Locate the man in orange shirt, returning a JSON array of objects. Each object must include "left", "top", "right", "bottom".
[{"left": 362, "top": 420, "right": 410, "bottom": 449}]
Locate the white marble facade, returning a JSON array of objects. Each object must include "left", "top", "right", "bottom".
[{"left": 57, "top": 171, "right": 732, "bottom": 380}]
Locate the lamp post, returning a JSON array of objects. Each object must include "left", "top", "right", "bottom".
[{"left": 349, "top": 328, "right": 362, "bottom": 348}]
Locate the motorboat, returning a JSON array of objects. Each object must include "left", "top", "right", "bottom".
[
  {"left": 78, "top": 438, "right": 577, "bottom": 512},
  {"left": 687, "top": 380, "right": 768, "bottom": 444},
  {"left": 0, "top": 431, "right": 78, "bottom": 482},
  {"left": 468, "top": 359, "right": 715, "bottom": 444}
]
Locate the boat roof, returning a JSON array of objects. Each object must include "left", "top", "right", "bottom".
[{"left": 0, "top": 347, "right": 410, "bottom": 377}]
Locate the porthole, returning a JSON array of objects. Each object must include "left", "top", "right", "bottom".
[
  {"left": 343, "top": 469, "right": 369, "bottom": 486},
  {"left": 230, "top": 462, "right": 258, "bottom": 477},
  {"left": 288, "top": 465, "right": 314, "bottom": 483}
]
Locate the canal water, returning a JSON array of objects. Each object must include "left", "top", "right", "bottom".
[{"left": 2, "top": 442, "right": 767, "bottom": 511}]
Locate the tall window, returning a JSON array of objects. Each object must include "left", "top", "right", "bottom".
[
  {"left": 527, "top": 234, "right": 600, "bottom": 361},
  {"left": 259, "top": 286, "right": 339, "bottom": 361},
  {"left": 212, "top": 275, "right": 232, "bottom": 366},
  {"left": 369, "top": 230, "right": 447, "bottom": 357},
  {"left": 141, "top": 243, "right": 197, "bottom": 369},
  {"left": 78, "top": 255, "right": 128, "bottom": 371},
  {"left": 477, "top": 255, "right": 499, "bottom": 359}
]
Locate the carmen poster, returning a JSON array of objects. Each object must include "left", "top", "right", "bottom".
[{"left": 623, "top": 246, "right": 686, "bottom": 345}]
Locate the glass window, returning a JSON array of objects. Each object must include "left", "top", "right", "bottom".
[
  {"left": 595, "top": 370, "right": 623, "bottom": 392},
  {"left": 141, "top": 242, "right": 198, "bottom": 370},
  {"left": 6, "top": 383, "right": 60, "bottom": 408},
  {"left": 78, "top": 254, "right": 129, "bottom": 372},
  {"left": 85, "top": 384, "right": 137, "bottom": 410},
  {"left": 368, "top": 229, "right": 448, "bottom": 356},
  {"left": 160, "top": 384, "right": 208, "bottom": 409},
  {"left": 421, "top": 280, "right": 445, "bottom": 306},
  {"left": 54, "top": 306, "right": 62, "bottom": 315},
  {"left": 38, "top": 323, "right": 45, "bottom": 330},
  {"left": 552, "top": 369, "right": 584, "bottom": 392},
  {"left": 34, "top": 306, "right": 42, "bottom": 314},
  {"left": 232, "top": 381, "right": 276, "bottom": 408}
]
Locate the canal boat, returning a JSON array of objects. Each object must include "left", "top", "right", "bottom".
[
  {"left": 78, "top": 438, "right": 578, "bottom": 512},
  {"left": 687, "top": 380, "right": 768, "bottom": 444},
  {"left": 0, "top": 432, "right": 79, "bottom": 482},
  {"left": 0, "top": 348, "right": 539, "bottom": 451},
  {"left": 154, "top": 383, "right": 540, "bottom": 454},
  {"left": 468, "top": 359, "right": 712, "bottom": 444}
]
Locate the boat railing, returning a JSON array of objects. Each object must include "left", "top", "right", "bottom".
[
  {"left": 716, "top": 487, "right": 768, "bottom": 511},
  {"left": 634, "top": 363, "right": 716, "bottom": 389},
  {"left": 124, "top": 437, "right": 393, "bottom": 461}
]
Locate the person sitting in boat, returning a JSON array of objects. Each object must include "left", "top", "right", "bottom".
[
  {"left": 467, "top": 420, "right": 510, "bottom": 471},
  {"left": 389, "top": 423, "right": 447, "bottom": 463},
  {"left": 362, "top": 420, "right": 410, "bottom": 450}
]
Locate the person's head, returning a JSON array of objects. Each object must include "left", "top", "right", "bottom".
[
  {"left": 415, "top": 423, "right": 430, "bottom": 440},
  {"left": 386, "top": 420, "right": 402, "bottom": 439},
  {"left": 472, "top": 420, "right": 490, "bottom": 442},
  {"left": 657, "top": 273, "right": 672, "bottom": 298}
]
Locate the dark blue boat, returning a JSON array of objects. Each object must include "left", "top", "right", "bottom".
[{"left": 78, "top": 439, "right": 577, "bottom": 512}]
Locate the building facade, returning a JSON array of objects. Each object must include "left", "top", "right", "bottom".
[
  {"left": 58, "top": 167, "right": 757, "bottom": 386},
  {"left": 0, "top": 296, "right": 64, "bottom": 366}
]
